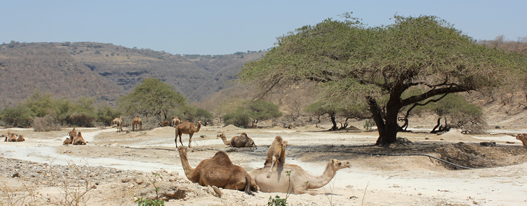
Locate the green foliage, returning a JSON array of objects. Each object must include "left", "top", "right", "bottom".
[
  {"left": 246, "top": 100, "right": 282, "bottom": 121},
  {"left": 118, "top": 78, "right": 187, "bottom": 120},
  {"left": 96, "top": 104, "right": 121, "bottom": 126},
  {"left": 25, "top": 91, "right": 58, "bottom": 118},
  {"left": 423, "top": 94, "right": 486, "bottom": 133},
  {"left": 268, "top": 195, "right": 288, "bottom": 206},
  {"left": 223, "top": 107, "right": 251, "bottom": 127},
  {"left": 135, "top": 197, "right": 165, "bottom": 206},
  {"left": 0, "top": 105, "right": 33, "bottom": 127},
  {"left": 223, "top": 100, "right": 282, "bottom": 127}
]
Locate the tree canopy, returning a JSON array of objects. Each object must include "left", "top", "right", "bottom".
[
  {"left": 239, "top": 14, "right": 527, "bottom": 145},
  {"left": 117, "top": 78, "right": 187, "bottom": 120}
]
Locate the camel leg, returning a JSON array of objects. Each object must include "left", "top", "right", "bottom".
[
  {"left": 267, "top": 156, "right": 277, "bottom": 178},
  {"left": 188, "top": 134, "right": 193, "bottom": 148}
]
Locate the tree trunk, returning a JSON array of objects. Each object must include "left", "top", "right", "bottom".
[
  {"left": 329, "top": 113, "right": 338, "bottom": 131},
  {"left": 368, "top": 96, "right": 398, "bottom": 146}
]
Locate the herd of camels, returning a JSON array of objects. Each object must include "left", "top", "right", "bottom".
[{"left": 6, "top": 115, "right": 527, "bottom": 197}]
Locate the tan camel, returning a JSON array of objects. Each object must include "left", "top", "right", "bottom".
[
  {"left": 172, "top": 116, "right": 181, "bottom": 127},
  {"left": 177, "top": 146, "right": 258, "bottom": 195},
  {"left": 175, "top": 120, "right": 202, "bottom": 148},
  {"left": 5, "top": 133, "right": 17, "bottom": 142},
  {"left": 516, "top": 133, "right": 527, "bottom": 147},
  {"left": 249, "top": 159, "right": 351, "bottom": 194},
  {"left": 217, "top": 133, "right": 257, "bottom": 148},
  {"left": 264, "top": 136, "right": 288, "bottom": 178},
  {"left": 114, "top": 116, "right": 123, "bottom": 132},
  {"left": 16, "top": 135, "right": 25, "bottom": 142},
  {"left": 63, "top": 138, "right": 73, "bottom": 145},
  {"left": 132, "top": 116, "right": 142, "bottom": 131},
  {"left": 73, "top": 132, "right": 86, "bottom": 145},
  {"left": 159, "top": 120, "right": 171, "bottom": 127},
  {"left": 68, "top": 127, "right": 77, "bottom": 140}
]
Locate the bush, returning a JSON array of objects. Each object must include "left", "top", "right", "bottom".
[
  {"left": 1, "top": 105, "right": 33, "bottom": 128},
  {"left": 96, "top": 104, "right": 121, "bottom": 126},
  {"left": 33, "top": 114, "right": 61, "bottom": 132},
  {"left": 223, "top": 109, "right": 251, "bottom": 128},
  {"left": 68, "top": 112, "right": 96, "bottom": 127}
]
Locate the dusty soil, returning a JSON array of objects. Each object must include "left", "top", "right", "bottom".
[{"left": 1, "top": 117, "right": 527, "bottom": 206}]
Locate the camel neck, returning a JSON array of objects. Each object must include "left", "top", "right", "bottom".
[
  {"left": 178, "top": 151, "right": 195, "bottom": 179},
  {"left": 306, "top": 162, "right": 337, "bottom": 189}
]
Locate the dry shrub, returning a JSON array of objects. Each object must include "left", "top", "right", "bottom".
[
  {"left": 32, "top": 114, "right": 61, "bottom": 132},
  {"left": 436, "top": 142, "right": 527, "bottom": 169}
]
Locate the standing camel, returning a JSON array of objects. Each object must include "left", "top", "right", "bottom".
[
  {"left": 175, "top": 120, "right": 202, "bottom": 148},
  {"left": 114, "top": 116, "right": 123, "bottom": 132},
  {"left": 132, "top": 116, "right": 142, "bottom": 131}
]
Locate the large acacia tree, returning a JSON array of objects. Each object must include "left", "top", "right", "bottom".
[
  {"left": 239, "top": 15, "right": 527, "bottom": 145},
  {"left": 118, "top": 78, "right": 187, "bottom": 120}
]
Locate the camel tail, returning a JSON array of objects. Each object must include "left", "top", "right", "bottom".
[{"left": 244, "top": 175, "right": 254, "bottom": 196}]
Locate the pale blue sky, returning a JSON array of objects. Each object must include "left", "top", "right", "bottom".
[{"left": 1, "top": 0, "right": 525, "bottom": 55}]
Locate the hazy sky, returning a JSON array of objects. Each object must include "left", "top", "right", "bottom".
[{"left": 2, "top": 0, "right": 525, "bottom": 55}]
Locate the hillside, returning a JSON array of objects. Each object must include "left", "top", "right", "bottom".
[{"left": 0, "top": 41, "right": 266, "bottom": 107}]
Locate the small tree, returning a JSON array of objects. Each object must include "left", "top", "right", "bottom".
[
  {"left": 426, "top": 94, "right": 486, "bottom": 134},
  {"left": 0, "top": 105, "right": 33, "bottom": 127},
  {"left": 246, "top": 100, "right": 283, "bottom": 124},
  {"left": 96, "top": 104, "right": 121, "bottom": 126}
]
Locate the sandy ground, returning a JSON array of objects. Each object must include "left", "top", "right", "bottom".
[{"left": 1, "top": 121, "right": 527, "bottom": 206}]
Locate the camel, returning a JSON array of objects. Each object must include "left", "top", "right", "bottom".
[
  {"left": 175, "top": 120, "right": 202, "bottom": 148},
  {"left": 5, "top": 133, "right": 17, "bottom": 142},
  {"left": 16, "top": 135, "right": 25, "bottom": 142},
  {"left": 249, "top": 159, "right": 351, "bottom": 194},
  {"left": 68, "top": 127, "right": 77, "bottom": 140},
  {"left": 73, "top": 132, "right": 86, "bottom": 145},
  {"left": 172, "top": 116, "right": 181, "bottom": 127},
  {"left": 132, "top": 116, "right": 142, "bottom": 131},
  {"left": 217, "top": 133, "right": 257, "bottom": 148},
  {"left": 177, "top": 146, "right": 258, "bottom": 195},
  {"left": 114, "top": 116, "right": 123, "bottom": 132},
  {"left": 159, "top": 120, "right": 171, "bottom": 127},
  {"left": 63, "top": 138, "right": 73, "bottom": 145},
  {"left": 264, "top": 136, "right": 288, "bottom": 178},
  {"left": 516, "top": 133, "right": 527, "bottom": 147}
]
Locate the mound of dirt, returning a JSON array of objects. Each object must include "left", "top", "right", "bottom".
[
  {"left": 435, "top": 142, "right": 527, "bottom": 169},
  {"left": 222, "top": 124, "right": 240, "bottom": 130}
]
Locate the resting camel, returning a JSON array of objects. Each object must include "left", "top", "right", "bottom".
[
  {"left": 175, "top": 120, "right": 202, "bottom": 148},
  {"left": 63, "top": 137, "right": 73, "bottom": 145},
  {"left": 264, "top": 136, "right": 288, "bottom": 178},
  {"left": 516, "top": 133, "right": 527, "bottom": 147},
  {"left": 114, "top": 116, "right": 123, "bottom": 132},
  {"left": 16, "top": 135, "right": 25, "bottom": 142},
  {"left": 159, "top": 120, "right": 171, "bottom": 127},
  {"left": 172, "top": 116, "right": 181, "bottom": 127},
  {"left": 73, "top": 132, "right": 86, "bottom": 145},
  {"left": 132, "top": 116, "right": 142, "bottom": 131},
  {"left": 177, "top": 146, "right": 258, "bottom": 195},
  {"left": 5, "top": 133, "right": 17, "bottom": 142},
  {"left": 217, "top": 133, "right": 257, "bottom": 148},
  {"left": 249, "top": 159, "right": 351, "bottom": 194}
]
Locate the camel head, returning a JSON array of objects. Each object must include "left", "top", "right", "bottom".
[
  {"left": 217, "top": 133, "right": 226, "bottom": 139},
  {"left": 330, "top": 159, "right": 351, "bottom": 170},
  {"left": 178, "top": 146, "right": 188, "bottom": 157}
]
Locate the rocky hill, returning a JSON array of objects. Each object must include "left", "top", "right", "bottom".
[{"left": 0, "top": 41, "right": 266, "bottom": 107}]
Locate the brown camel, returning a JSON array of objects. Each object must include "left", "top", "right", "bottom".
[
  {"left": 516, "top": 133, "right": 527, "bottom": 147},
  {"left": 159, "top": 120, "right": 171, "bottom": 127},
  {"left": 177, "top": 146, "right": 258, "bottom": 195},
  {"left": 114, "top": 116, "right": 123, "bottom": 132},
  {"left": 249, "top": 159, "right": 351, "bottom": 194},
  {"left": 264, "top": 136, "right": 288, "bottom": 178},
  {"left": 73, "top": 132, "right": 86, "bottom": 145},
  {"left": 132, "top": 116, "right": 142, "bottom": 131},
  {"left": 217, "top": 133, "right": 257, "bottom": 148},
  {"left": 68, "top": 127, "right": 77, "bottom": 140},
  {"left": 175, "top": 120, "right": 202, "bottom": 148},
  {"left": 16, "top": 135, "right": 25, "bottom": 142},
  {"left": 172, "top": 116, "right": 181, "bottom": 127}
]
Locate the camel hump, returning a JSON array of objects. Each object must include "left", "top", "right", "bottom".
[{"left": 212, "top": 151, "right": 233, "bottom": 165}]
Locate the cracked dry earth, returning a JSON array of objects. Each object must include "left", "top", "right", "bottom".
[{"left": 1, "top": 121, "right": 527, "bottom": 206}]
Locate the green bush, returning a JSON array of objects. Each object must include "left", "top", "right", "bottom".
[
  {"left": 1, "top": 105, "right": 33, "bottom": 127},
  {"left": 96, "top": 104, "right": 121, "bottom": 126},
  {"left": 223, "top": 109, "right": 251, "bottom": 128}
]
